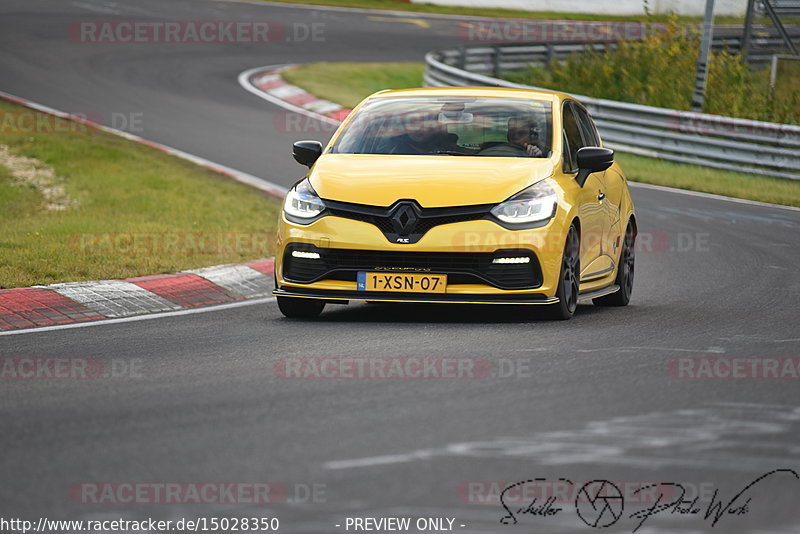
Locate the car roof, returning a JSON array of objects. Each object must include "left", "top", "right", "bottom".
[{"left": 366, "top": 86, "right": 567, "bottom": 103}]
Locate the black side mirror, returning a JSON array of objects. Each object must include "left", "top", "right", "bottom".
[
  {"left": 575, "top": 147, "right": 614, "bottom": 187},
  {"left": 292, "top": 140, "right": 323, "bottom": 167}
]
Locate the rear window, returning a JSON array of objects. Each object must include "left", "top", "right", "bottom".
[{"left": 330, "top": 96, "right": 553, "bottom": 158}]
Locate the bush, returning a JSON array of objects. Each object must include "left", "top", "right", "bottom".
[{"left": 504, "top": 18, "right": 799, "bottom": 124}]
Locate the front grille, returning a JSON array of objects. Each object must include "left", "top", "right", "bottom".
[
  {"left": 324, "top": 199, "right": 492, "bottom": 245},
  {"left": 283, "top": 244, "right": 542, "bottom": 290}
]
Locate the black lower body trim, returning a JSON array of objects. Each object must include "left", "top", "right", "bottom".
[{"left": 274, "top": 287, "right": 558, "bottom": 305}]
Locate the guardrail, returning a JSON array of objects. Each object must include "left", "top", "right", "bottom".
[
  {"left": 441, "top": 26, "right": 800, "bottom": 76},
  {"left": 760, "top": 0, "right": 800, "bottom": 16},
  {"left": 424, "top": 47, "right": 800, "bottom": 180},
  {"left": 440, "top": 25, "right": 800, "bottom": 73}
]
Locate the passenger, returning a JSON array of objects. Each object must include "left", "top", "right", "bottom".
[{"left": 386, "top": 115, "right": 459, "bottom": 155}]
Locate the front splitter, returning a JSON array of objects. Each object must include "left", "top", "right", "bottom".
[{"left": 273, "top": 287, "right": 559, "bottom": 305}]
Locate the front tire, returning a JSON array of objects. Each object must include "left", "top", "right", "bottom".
[
  {"left": 594, "top": 220, "right": 635, "bottom": 307},
  {"left": 545, "top": 224, "right": 580, "bottom": 320},
  {"left": 277, "top": 296, "right": 325, "bottom": 318}
]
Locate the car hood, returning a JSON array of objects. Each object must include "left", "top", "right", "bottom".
[{"left": 308, "top": 154, "right": 555, "bottom": 207}]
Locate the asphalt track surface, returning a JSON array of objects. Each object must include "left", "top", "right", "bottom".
[{"left": 1, "top": 1, "right": 800, "bottom": 533}]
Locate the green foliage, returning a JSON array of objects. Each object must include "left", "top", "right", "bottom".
[
  {"left": 283, "top": 62, "right": 425, "bottom": 109},
  {"left": 505, "top": 17, "right": 799, "bottom": 124}
]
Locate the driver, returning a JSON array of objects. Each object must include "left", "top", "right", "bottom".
[
  {"left": 477, "top": 116, "right": 545, "bottom": 157},
  {"left": 506, "top": 117, "right": 545, "bottom": 157}
]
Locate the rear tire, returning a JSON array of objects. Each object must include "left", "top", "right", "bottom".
[
  {"left": 545, "top": 224, "right": 580, "bottom": 320},
  {"left": 594, "top": 220, "right": 635, "bottom": 307},
  {"left": 277, "top": 296, "right": 325, "bottom": 318}
]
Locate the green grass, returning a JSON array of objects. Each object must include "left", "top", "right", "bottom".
[
  {"left": 282, "top": 62, "right": 800, "bottom": 207},
  {"left": 616, "top": 153, "right": 800, "bottom": 206},
  {"left": 263, "top": 0, "right": 766, "bottom": 23},
  {"left": 282, "top": 62, "right": 426, "bottom": 109},
  {"left": 0, "top": 100, "right": 280, "bottom": 288}
]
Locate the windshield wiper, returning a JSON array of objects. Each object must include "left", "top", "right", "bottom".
[{"left": 431, "top": 150, "right": 470, "bottom": 156}]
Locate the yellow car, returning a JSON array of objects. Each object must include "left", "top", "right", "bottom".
[{"left": 273, "top": 87, "right": 636, "bottom": 320}]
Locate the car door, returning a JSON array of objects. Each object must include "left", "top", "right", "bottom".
[
  {"left": 562, "top": 102, "right": 605, "bottom": 279},
  {"left": 573, "top": 104, "right": 624, "bottom": 269}
]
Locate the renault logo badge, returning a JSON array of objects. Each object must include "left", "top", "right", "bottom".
[{"left": 390, "top": 203, "right": 419, "bottom": 236}]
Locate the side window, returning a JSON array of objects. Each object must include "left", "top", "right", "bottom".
[
  {"left": 573, "top": 104, "right": 600, "bottom": 147},
  {"left": 562, "top": 103, "right": 582, "bottom": 173}
]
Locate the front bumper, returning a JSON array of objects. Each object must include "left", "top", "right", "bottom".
[{"left": 274, "top": 213, "right": 567, "bottom": 303}]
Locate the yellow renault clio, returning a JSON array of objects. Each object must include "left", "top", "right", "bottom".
[{"left": 273, "top": 87, "right": 636, "bottom": 320}]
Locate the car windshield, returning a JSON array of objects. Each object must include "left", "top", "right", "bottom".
[{"left": 330, "top": 96, "right": 553, "bottom": 158}]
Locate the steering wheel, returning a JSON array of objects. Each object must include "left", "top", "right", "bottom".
[{"left": 477, "top": 143, "right": 528, "bottom": 157}]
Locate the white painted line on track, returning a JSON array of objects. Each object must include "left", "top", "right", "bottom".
[
  {"left": 0, "top": 90, "right": 288, "bottom": 198},
  {"left": 629, "top": 181, "right": 800, "bottom": 212},
  {"left": 238, "top": 65, "right": 342, "bottom": 127},
  {"left": 0, "top": 297, "right": 276, "bottom": 337}
]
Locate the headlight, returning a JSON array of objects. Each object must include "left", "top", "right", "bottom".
[
  {"left": 490, "top": 179, "right": 558, "bottom": 224},
  {"left": 284, "top": 178, "right": 325, "bottom": 220}
]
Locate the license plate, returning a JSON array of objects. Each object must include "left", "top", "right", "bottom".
[{"left": 357, "top": 272, "right": 447, "bottom": 293}]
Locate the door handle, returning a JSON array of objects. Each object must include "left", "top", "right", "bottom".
[{"left": 597, "top": 192, "right": 606, "bottom": 201}]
